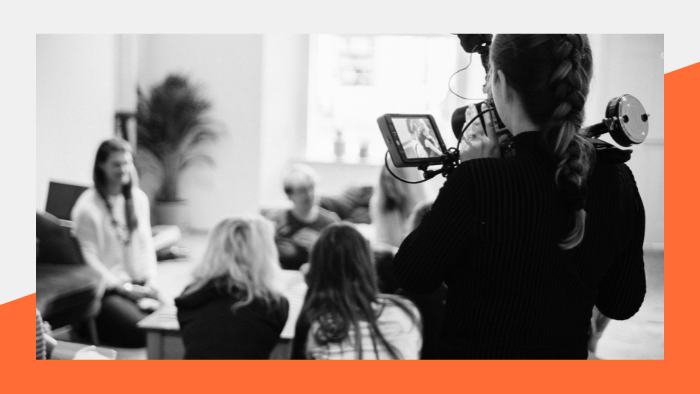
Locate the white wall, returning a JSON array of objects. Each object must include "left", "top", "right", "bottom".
[
  {"left": 259, "top": 35, "right": 310, "bottom": 208},
  {"left": 36, "top": 34, "right": 663, "bottom": 247},
  {"left": 136, "top": 35, "right": 265, "bottom": 231},
  {"left": 36, "top": 35, "right": 116, "bottom": 210},
  {"left": 298, "top": 35, "right": 665, "bottom": 246}
]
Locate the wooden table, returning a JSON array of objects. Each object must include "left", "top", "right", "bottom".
[
  {"left": 137, "top": 270, "right": 307, "bottom": 360},
  {"left": 137, "top": 304, "right": 184, "bottom": 359}
]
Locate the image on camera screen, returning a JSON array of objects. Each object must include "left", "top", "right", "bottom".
[{"left": 393, "top": 117, "right": 443, "bottom": 159}]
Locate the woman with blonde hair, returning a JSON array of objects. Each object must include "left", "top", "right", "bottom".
[
  {"left": 369, "top": 165, "right": 428, "bottom": 248},
  {"left": 175, "top": 216, "right": 289, "bottom": 359}
]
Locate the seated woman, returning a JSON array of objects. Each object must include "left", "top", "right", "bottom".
[
  {"left": 71, "top": 138, "right": 160, "bottom": 347},
  {"left": 175, "top": 216, "right": 289, "bottom": 359},
  {"left": 369, "top": 165, "right": 427, "bottom": 249},
  {"left": 291, "top": 223, "right": 422, "bottom": 359}
]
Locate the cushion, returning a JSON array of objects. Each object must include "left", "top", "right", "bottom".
[
  {"left": 36, "top": 211, "right": 85, "bottom": 266},
  {"left": 319, "top": 186, "right": 373, "bottom": 224}
]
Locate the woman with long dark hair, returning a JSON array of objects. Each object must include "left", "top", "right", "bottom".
[
  {"left": 393, "top": 34, "right": 646, "bottom": 359},
  {"left": 71, "top": 138, "right": 159, "bottom": 347},
  {"left": 175, "top": 216, "right": 289, "bottom": 359},
  {"left": 291, "top": 223, "right": 422, "bottom": 359}
]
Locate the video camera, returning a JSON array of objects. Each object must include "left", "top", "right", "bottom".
[{"left": 377, "top": 34, "right": 651, "bottom": 182}]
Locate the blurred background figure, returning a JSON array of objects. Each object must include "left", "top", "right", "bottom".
[
  {"left": 369, "top": 165, "right": 428, "bottom": 249},
  {"left": 176, "top": 216, "right": 289, "bottom": 359},
  {"left": 292, "top": 223, "right": 422, "bottom": 359},
  {"left": 368, "top": 165, "right": 428, "bottom": 295},
  {"left": 266, "top": 164, "right": 339, "bottom": 270}
]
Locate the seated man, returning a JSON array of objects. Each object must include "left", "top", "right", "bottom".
[{"left": 267, "top": 164, "right": 339, "bottom": 270}]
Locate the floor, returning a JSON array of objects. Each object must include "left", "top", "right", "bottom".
[
  {"left": 59, "top": 234, "right": 664, "bottom": 360},
  {"left": 596, "top": 249, "right": 664, "bottom": 360}
]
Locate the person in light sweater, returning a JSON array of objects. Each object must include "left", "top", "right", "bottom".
[{"left": 71, "top": 138, "right": 159, "bottom": 347}]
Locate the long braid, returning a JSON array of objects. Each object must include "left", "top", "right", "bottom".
[{"left": 544, "top": 34, "right": 595, "bottom": 249}]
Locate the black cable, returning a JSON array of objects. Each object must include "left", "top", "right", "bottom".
[
  {"left": 384, "top": 151, "right": 430, "bottom": 184},
  {"left": 385, "top": 107, "right": 496, "bottom": 184},
  {"left": 447, "top": 45, "right": 488, "bottom": 101}
]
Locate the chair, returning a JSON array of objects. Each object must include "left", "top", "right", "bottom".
[
  {"left": 36, "top": 211, "right": 104, "bottom": 344},
  {"left": 45, "top": 181, "right": 88, "bottom": 222}
]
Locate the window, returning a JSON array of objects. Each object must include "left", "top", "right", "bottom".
[{"left": 307, "top": 34, "right": 487, "bottom": 164}]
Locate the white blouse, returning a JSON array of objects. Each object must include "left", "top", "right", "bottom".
[{"left": 71, "top": 188, "right": 157, "bottom": 287}]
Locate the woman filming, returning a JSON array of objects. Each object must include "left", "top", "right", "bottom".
[
  {"left": 71, "top": 138, "right": 160, "bottom": 347},
  {"left": 393, "top": 34, "right": 646, "bottom": 359}
]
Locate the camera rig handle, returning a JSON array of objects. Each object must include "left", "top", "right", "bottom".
[
  {"left": 582, "top": 94, "right": 650, "bottom": 147},
  {"left": 418, "top": 148, "right": 461, "bottom": 180},
  {"left": 385, "top": 94, "right": 650, "bottom": 184}
]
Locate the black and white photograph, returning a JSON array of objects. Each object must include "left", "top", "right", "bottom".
[{"left": 34, "top": 33, "right": 663, "bottom": 361}]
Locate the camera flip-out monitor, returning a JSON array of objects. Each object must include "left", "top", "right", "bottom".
[{"left": 377, "top": 114, "right": 448, "bottom": 168}]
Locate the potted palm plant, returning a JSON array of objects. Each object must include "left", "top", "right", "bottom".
[{"left": 135, "top": 74, "right": 220, "bottom": 227}]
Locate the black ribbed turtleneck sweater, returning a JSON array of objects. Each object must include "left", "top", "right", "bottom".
[{"left": 393, "top": 131, "right": 646, "bottom": 359}]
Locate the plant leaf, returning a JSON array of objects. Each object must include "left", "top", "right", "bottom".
[{"left": 135, "top": 73, "right": 221, "bottom": 202}]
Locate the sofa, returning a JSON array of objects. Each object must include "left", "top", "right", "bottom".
[
  {"left": 36, "top": 211, "right": 105, "bottom": 341},
  {"left": 318, "top": 185, "right": 373, "bottom": 224}
]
